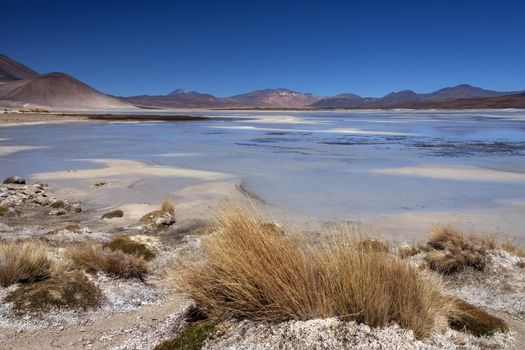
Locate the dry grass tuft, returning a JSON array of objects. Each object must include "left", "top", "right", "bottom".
[
  {"left": 105, "top": 236, "right": 156, "bottom": 261},
  {"left": 0, "top": 241, "right": 52, "bottom": 287},
  {"left": 500, "top": 238, "right": 525, "bottom": 258},
  {"left": 176, "top": 206, "right": 447, "bottom": 339},
  {"left": 68, "top": 243, "right": 148, "bottom": 280},
  {"left": 4, "top": 271, "right": 103, "bottom": 314},
  {"left": 425, "top": 226, "right": 494, "bottom": 274},
  {"left": 161, "top": 198, "right": 175, "bottom": 216},
  {"left": 447, "top": 298, "right": 508, "bottom": 336}
]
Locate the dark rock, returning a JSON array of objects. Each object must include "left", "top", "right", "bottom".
[
  {"left": 101, "top": 209, "right": 124, "bottom": 219},
  {"left": 139, "top": 210, "right": 175, "bottom": 227},
  {"left": 166, "top": 218, "right": 212, "bottom": 237},
  {"left": 3, "top": 176, "right": 26, "bottom": 185}
]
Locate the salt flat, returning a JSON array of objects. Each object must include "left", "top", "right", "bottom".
[{"left": 1, "top": 109, "right": 525, "bottom": 241}]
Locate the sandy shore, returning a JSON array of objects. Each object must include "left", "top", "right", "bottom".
[{"left": 0, "top": 112, "right": 89, "bottom": 126}]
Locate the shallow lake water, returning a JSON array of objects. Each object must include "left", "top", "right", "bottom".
[{"left": 2, "top": 110, "right": 525, "bottom": 241}]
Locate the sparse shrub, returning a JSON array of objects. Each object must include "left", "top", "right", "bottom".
[
  {"left": 101, "top": 209, "right": 124, "bottom": 219},
  {"left": 176, "top": 206, "right": 446, "bottom": 339},
  {"left": 105, "top": 236, "right": 156, "bottom": 261},
  {"left": 69, "top": 243, "right": 148, "bottom": 280},
  {"left": 447, "top": 298, "right": 508, "bottom": 336},
  {"left": 425, "top": 226, "right": 493, "bottom": 274},
  {"left": 398, "top": 242, "right": 427, "bottom": 259},
  {"left": 46, "top": 224, "right": 83, "bottom": 235},
  {"left": 4, "top": 271, "right": 102, "bottom": 314},
  {"left": 153, "top": 321, "right": 215, "bottom": 350},
  {"left": 0, "top": 241, "right": 51, "bottom": 287}
]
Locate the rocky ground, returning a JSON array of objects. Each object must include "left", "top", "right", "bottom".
[{"left": 0, "top": 177, "right": 524, "bottom": 349}]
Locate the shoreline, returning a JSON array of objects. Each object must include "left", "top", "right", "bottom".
[{"left": 0, "top": 112, "right": 215, "bottom": 126}]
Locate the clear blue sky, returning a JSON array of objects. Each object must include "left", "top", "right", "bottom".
[{"left": 2, "top": 0, "right": 524, "bottom": 97}]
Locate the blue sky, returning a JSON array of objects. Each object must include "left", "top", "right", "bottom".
[{"left": 2, "top": 0, "right": 524, "bottom": 97}]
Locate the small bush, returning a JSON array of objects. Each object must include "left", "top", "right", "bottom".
[
  {"left": 69, "top": 243, "right": 148, "bottom": 280},
  {"left": 177, "top": 206, "right": 447, "bottom": 339},
  {"left": 0, "top": 241, "right": 51, "bottom": 287},
  {"left": 0, "top": 205, "right": 8, "bottom": 216},
  {"left": 4, "top": 271, "right": 103, "bottom": 314},
  {"left": 153, "top": 321, "right": 215, "bottom": 350},
  {"left": 447, "top": 298, "right": 508, "bottom": 336},
  {"left": 49, "top": 200, "right": 67, "bottom": 209},
  {"left": 101, "top": 210, "right": 124, "bottom": 219},
  {"left": 105, "top": 236, "right": 156, "bottom": 261},
  {"left": 425, "top": 227, "right": 493, "bottom": 274}
]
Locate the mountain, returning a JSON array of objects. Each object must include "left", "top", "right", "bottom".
[
  {"left": 427, "top": 92, "right": 525, "bottom": 109},
  {"left": 128, "top": 88, "right": 322, "bottom": 109},
  {"left": 128, "top": 90, "right": 222, "bottom": 108},
  {"left": 310, "top": 84, "right": 521, "bottom": 109},
  {"left": 423, "top": 84, "right": 510, "bottom": 101},
  {"left": 0, "top": 55, "right": 134, "bottom": 110},
  {"left": 0, "top": 72, "right": 133, "bottom": 109},
  {"left": 223, "top": 89, "right": 322, "bottom": 108},
  {"left": 0, "top": 54, "right": 39, "bottom": 82}
]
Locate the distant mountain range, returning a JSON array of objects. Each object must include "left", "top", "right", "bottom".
[
  {"left": 1, "top": 54, "right": 524, "bottom": 110},
  {"left": 129, "top": 88, "right": 321, "bottom": 109},
  {"left": 310, "top": 85, "right": 523, "bottom": 109},
  {"left": 128, "top": 85, "right": 525, "bottom": 109}
]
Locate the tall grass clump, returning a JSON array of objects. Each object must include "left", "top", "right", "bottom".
[
  {"left": 68, "top": 243, "right": 148, "bottom": 280},
  {"left": 425, "top": 226, "right": 495, "bottom": 274},
  {"left": 177, "top": 206, "right": 447, "bottom": 338},
  {"left": 0, "top": 241, "right": 51, "bottom": 287}
]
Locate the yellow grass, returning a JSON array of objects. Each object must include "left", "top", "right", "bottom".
[
  {"left": 68, "top": 243, "right": 148, "bottom": 280},
  {"left": 447, "top": 297, "right": 508, "bottom": 336},
  {"left": 161, "top": 198, "right": 175, "bottom": 216},
  {"left": 501, "top": 238, "right": 525, "bottom": 258},
  {"left": 176, "top": 206, "right": 447, "bottom": 338},
  {"left": 0, "top": 241, "right": 51, "bottom": 287},
  {"left": 425, "top": 226, "right": 495, "bottom": 274}
]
